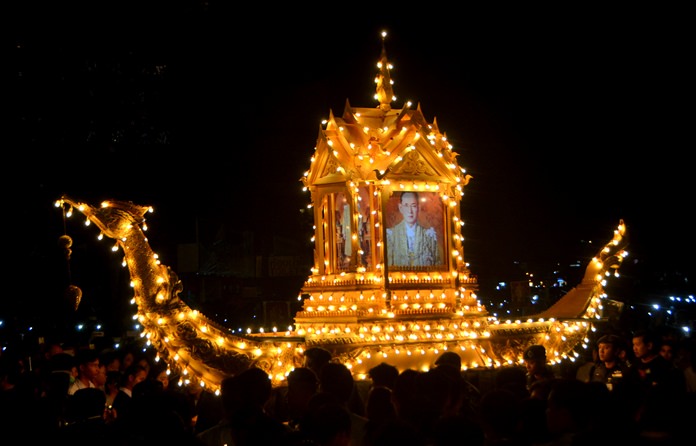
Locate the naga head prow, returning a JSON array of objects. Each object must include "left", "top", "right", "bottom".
[
  {"left": 581, "top": 219, "right": 629, "bottom": 284},
  {"left": 59, "top": 196, "right": 153, "bottom": 239}
]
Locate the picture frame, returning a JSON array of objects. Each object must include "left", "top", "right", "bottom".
[{"left": 385, "top": 191, "right": 446, "bottom": 269}]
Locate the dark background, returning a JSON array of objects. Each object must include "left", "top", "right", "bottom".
[{"left": 6, "top": 2, "right": 693, "bottom": 338}]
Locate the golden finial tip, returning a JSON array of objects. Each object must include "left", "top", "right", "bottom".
[{"left": 381, "top": 30, "right": 387, "bottom": 39}]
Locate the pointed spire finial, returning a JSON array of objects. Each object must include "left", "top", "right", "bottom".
[{"left": 374, "top": 30, "right": 395, "bottom": 112}]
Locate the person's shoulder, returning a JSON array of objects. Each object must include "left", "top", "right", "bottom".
[
  {"left": 643, "top": 354, "right": 670, "bottom": 370},
  {"left": 652, "top": 355, "right": 678, "bottom": 375},
  {"left": 350, "top": 411, "right": 369, "bottom": 428},
  {"left": 654, "top": 354, "right": 671, "bottom": 365},
  {"left": 592, "top": 361, "right": 607, "bottom": 372},
  {"left": 256, "top": 413, "right": 293, "bottom": 439},
  {"left": 196, "top": 421, "right": 233, "bottom": 445},
  {"left": 67, "top": 381, "right": 81, "bottom": 395},
  {"left": 541, "top": 367, "right": 557, "bottom": 380},
  {"left": 577, "top": 362, "right": 597, "bottom": 382}
]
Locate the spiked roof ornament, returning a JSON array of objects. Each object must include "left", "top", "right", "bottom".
[{"left": 374, "top": 31, "right": 395, "bottom": 112}]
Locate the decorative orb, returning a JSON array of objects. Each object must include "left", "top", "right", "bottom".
[
  {"left": 58, "top": 235, "right": 73, "bottom": 259},
  {"left": 65, "top": 285, "right": 82, "bottom": 311},
  {"left": 57, "top": 235, "right": 73, "bottom": 249}
]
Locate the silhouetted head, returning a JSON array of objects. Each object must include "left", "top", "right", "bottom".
[
  {"left": 368, "top": 362, "right": 399, "bottom": 389},
  {"left": 222, "top": 366, "right": 272, "bottom": 414},
  {"left": 318, "top": 362, "right": 354, "bottom": 404},
  {"left": 435, "top": 351, "right": 462, "bottom": 370},
  {"left": 523, "top": 345, "right": 546, "bottom": 362},
  {"left": 303, "top": 347, "right": 332, "bottom": 376}
]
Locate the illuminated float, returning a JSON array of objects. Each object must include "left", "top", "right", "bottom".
[{"left": 56, "top": 32, "right": 628, "bottom": 392}]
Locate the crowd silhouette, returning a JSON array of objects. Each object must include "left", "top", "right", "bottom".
[{"left": 1, "top": 327, "right": 694, "bottom": 446}]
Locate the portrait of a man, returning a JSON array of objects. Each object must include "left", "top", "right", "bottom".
[{"left": 386, "top": 191, "right": 444, "bottom": 268}]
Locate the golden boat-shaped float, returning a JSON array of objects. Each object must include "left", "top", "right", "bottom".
[{"left": 56, "top": 36, "right": 628, "bottom": 391}]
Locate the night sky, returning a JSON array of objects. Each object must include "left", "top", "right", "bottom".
[{"left": 7, "top": 3, "right": 693, "bottom": 332}]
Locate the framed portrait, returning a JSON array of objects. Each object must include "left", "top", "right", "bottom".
[
  {"left": 356, "top": 185, "right": 374, "bottom": 269},
  {"left": 333, "top": 192, "right": 352, "bottom": 271},
  {"left": 385, "top": 191, "right": 445, "bottom": 269}
]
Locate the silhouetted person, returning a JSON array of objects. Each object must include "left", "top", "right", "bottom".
[
  {"left": 523, "top": 345, "right": 555, "bottom": 391},
  {"left": 111, "top": 362, "right": 147, "bottom": 423},
  {"left": 391, "top": 369, "right": 424, "bottom": 430},
  {"left": 68, "top": 348, "right": 101, "bottom": 395},
  {"left": 494, "top": 366, "right": 529, "bottom": 401},
  {"left": 62, "top": 387, "right": 118, "bottom": 446},
  {"left": 545, "top": 378, "right": 594, "bottom": 446},
  {"left": 123, "top": 376, "right": 199, "bottom": 445},
  {"left": 0, "top": 353, "right": 35, "bottom": 439},
  {"left": 285, "top": 366, "right": 319, "bottom": 430},
  {"left": 627, "top": 329, "right": 686, "bottom": 440},
  {"left": 368, "top": 362, "right": 399, "bottom": 390},
  {"left": 364, "top": 385, "right": 397, "bottom": 446},
  {"left": 590, "top": 334, "right": 629, "bottom": 391},
  {"left": 318, "top": 362, "right": 369, "bottom": 446},
  {"left": 301, "top": 393, "right": 353, "bottom": 446},
  {"left": 196, "top": 367, "right": 291, "bottom": 446},
  {"left": 184, "top": 379, "right": 224, "bottom": 435},
  {"left": 303, "top": 347, "right": 332, "bottom": 377}
]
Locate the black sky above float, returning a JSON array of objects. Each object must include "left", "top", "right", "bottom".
[{"left": 6, "top": 4, "right": 693, "bottom": 333}]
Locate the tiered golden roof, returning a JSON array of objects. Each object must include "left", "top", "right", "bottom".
[{"left": 295, "top": 31, "right": 483, "bottom": 366}]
